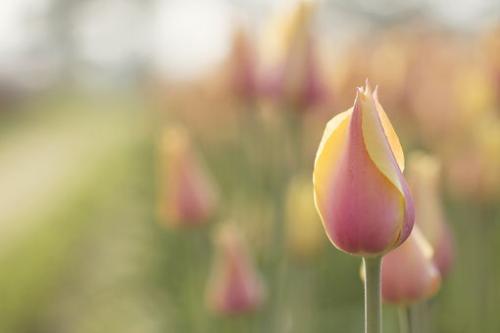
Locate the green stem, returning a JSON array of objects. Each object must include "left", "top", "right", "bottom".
[
  {"left": 409, "top": 304, "right": 424, "bottom": 333},
  {"left": 363, "top": 257, "right": 383, "bottom": 333},
  {"left": 398, "top": 307, "right": 411, "bottom": 333},
  {"left": 477, "top": 213, "right": 492, "bottom": 333}
]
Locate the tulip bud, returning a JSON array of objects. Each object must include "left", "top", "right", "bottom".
[
  {"left": 261, "top": 0, "right": 326, "bottom": 110},
  {"left": 206, "top": 224, "right": 265, "bottom": 315},
  {"left": 433, "top": 223, "right": 454, "bottom": 278},
  {"left": 408, "top": 152, "right": 455, "bottom": 276},
  {"left": 227, "top": 26, "right": 257, "bottom": 101},
  {"left": 482, "top": 26, "right": 500, "bottom": 96},
  {"left": 158, "top": 127, "right": 218, "bottom": 227},
  {"left": 381, "top": 228, "right": 441, "bottom": 305},
  {"left": 285, "top": 175, "right": 324, "bottom": 259},
  {"left": 313, "top": 82, "right": 414, "bottom": 256}
]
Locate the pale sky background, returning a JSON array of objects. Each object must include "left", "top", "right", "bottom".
[{"left": 0, "top": 0, "right": 498, "bottom": 85}]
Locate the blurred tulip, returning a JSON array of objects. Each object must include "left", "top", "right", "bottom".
[
  {"left": 260, "top": 0, "right": 327, "bottom": 110},
  {"left": 227, "top": 26, "right": 258, "bottom": 102},
  {"left": 381, "top": 227, "right": 441, "bottom": 305},
  {"left": 453, "top": 63, "right": 496, "bottom": 126},
  {"left": 432, "top": 223, "right": 455, "bottom": 278},
  {"left": 285, "top": 175, "right": 324, "bottom": 259},
  {"left": 482, "top": 26, "right": 500, "bottom": 97},
  {"left": 206, "top": 224, "right": 265, "bottom": 315},
  {"left": 313, "top": 82, "right": 414, "bottom": 256},
  {"left": 158, "top": 127, "right": 218, "bottom": 227},
  {"left": 446, "top": 113, "right": 500, "bottom": 202},
  {"left": 408, "top": 152, "right": 455, "bottom": 276}
]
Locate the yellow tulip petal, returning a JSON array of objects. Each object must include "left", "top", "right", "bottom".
[
  {"left": 313, "top": 108, "right": 352, "bottom": 218},
  {"left": 374, "top": 88, "right": 405, "bottom": 171},
  {"left": 359, "top": 86, "right": 404, "bottom": 195}
]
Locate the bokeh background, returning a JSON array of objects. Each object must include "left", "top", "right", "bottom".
[{"left": 1, "top": 0, "right": 500, "bottom": 332}]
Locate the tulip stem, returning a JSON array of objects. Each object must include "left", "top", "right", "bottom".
[
  {"left": 398, "top": 307, "right": 411, "bottom": 333},
  {"left": 363, "top": 256, "right": 382, "bottom": 333}
]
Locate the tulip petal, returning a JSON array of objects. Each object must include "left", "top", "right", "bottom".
[
  {"left": 374, "top": 89, "right": 405, "bottom": 171},
  {"left": 358, "top": 86, "right": 413, "bottom": 247},
  {"left": 313, "top": 108, "right": 352, "bottom": 221},
  {"left": 327, "top": 98, "right": 406, "bottom": 254},
  {"left": 359, "top": 86, "right": 404, "bottom": 194}
]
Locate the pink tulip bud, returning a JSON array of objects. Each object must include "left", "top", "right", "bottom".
[
  {"left": 206, "top": 224, "right": 265, "bottom": 315},
  {"left": 227, "top": 27, "right": 258, "bottom": 101},
  {"left": 408, "top": 152, "right": 455, "bottom": 277},
  {"left": 433, "top": 223, "right": 454, "bottom": 277},
  {"left": 381, "top": 228, "right": 441, "bottom": 305},
  {"left": 313, "top": 82, "right": 414, "bottom": 256},
  {"left": 158, "top": 127, "right": 218, "bottom": 227},
  {"left": 260, "top": 1, "right": 327, "bottom": 110}
]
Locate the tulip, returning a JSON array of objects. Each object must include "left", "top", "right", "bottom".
[
  {"left": 482, "top": 26, "right": 500, "bottom": 96},
  {"left": 313, "top": 82, "right": 414, "bottom": 256},
  {"left": 285, "top": 175, "right": 324, "bottom": 259},
  {"left": 432, "top": 224, "right": 455, "bottom": 278},
  {"left": 260, "top": 0, "right": 327, "bottom": 110},
  {"left": 381, "top": 227, "right": 441, "bottom": 305},
  {"left": 227, "top": 26, "right": 258, "bottom": 102},
  {"left": 453, "top": 64, "right": 496, "bottom": 128},
  {"left": 158, "top": 127, "right": 218, "bottom": 227},
  {"left": 408, "top": 152, "right": 455, "bottom": 277},
  {"left": 313, "top": 82, "right": 414, "bottom": 333},
  {"left": 205, "top": 224, "right": 265, "bottom": 315}
]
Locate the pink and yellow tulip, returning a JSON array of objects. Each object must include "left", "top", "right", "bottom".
[
  {"left": 158, "top": 127, "right": 218, "bottom": 228},
  {"left": 260, "top": 0, "right": 327, "bottom": 110},
  {"left": 226, "top": 26, "right": 258, "bottom": 102},
  {"left": 205, "top": 224, "right": 265, "bottom": 315},
  {"left": 381, "top": 228, "right": 441, "bottom": 304},
  {"left": 408, "top": 152, "right": 455, "bottom": 277},
  {"left": 313, "top": 82, "right": 414, "bottom": 256}
]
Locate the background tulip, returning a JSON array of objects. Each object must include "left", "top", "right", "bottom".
[
  {"left": 381, "top": 228, "right": 441, "bottom": 305},
  {"left": 226, "top": 26, "right": 258, "bottom": 102},
  {"left": 260, "top": 0, "right": 327, "bottom": 110},
  {"left": 205, "top": 224, "right": 265, "bottom": 315},
  {"left": 158, "top": 127, "right": 219, "bottom": 227},
  {"left": 285, "top": 175, "right": 324, "bottom": 259},
  {"left": 313, "top": 83, "right": 414, "bottom": 256},
  {"left": 408, "top": 152, "right": 455, "bottom": 277}
]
